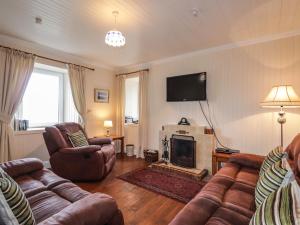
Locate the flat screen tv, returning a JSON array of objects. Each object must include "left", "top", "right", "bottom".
[{"left": 167, "top": 72, "right": 206, "bottom": 102}]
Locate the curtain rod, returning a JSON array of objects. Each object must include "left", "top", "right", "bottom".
[
  {"left": 0, "top": 44, "right": 95, "bottom": 71},
  {"left": 116, "top": 68, "right": 149, "bottom": 77}
]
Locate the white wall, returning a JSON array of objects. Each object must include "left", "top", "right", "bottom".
[
  {"left": 124, "top": 34, "right": 300, "bottom": 156},
  {"left": 0, "top": 34, "right": 116, "bottom": 161}
]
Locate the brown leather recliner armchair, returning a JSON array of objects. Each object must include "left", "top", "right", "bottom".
[{"left": 43, "top": 122, "right": 116, "bottom": 181}]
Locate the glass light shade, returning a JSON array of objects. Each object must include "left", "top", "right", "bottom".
[
  {"left": 104, "top": 120, "right": 113, "bottom": 128},
  {"left": 261, "top": 85, "right": 300, "bottom": 108},
  {"left": 105, "top": 30, "right": 125, "bottom": 47}
]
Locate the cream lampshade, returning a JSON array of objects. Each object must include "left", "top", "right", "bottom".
[
  {"left": 261, "top": 85, "right": 300, "bottom": 146},
  {"left": 104, "top": 120, "right": 113, "bottom": 137}
]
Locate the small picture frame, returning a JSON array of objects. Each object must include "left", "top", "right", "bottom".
[{"left": 94, "top": 89, "right": 109, "bottom": 103}]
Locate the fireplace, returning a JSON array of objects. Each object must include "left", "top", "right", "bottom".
[{"left": 170, "top": 135, "right": 196, "bottom": 168}]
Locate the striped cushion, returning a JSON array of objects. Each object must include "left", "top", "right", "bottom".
[
  {"left": 259, "top": 146, "right": 284, "bottom": 177},
  {"left": 250, "top": 180, "right": 300, "bottom": 225},
  {"left": 0, "top": 169, "right": 35, "bottom": 225},
  {"left": 255, "top": 158, "right": 293, "bottom": 208},
  {"left": 68, "top": 130, "right": 89, "bottom": 147}
]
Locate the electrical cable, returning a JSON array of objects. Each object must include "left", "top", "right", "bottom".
[{"left": 198, "top": 101, "right": 233, "bottom": 149}]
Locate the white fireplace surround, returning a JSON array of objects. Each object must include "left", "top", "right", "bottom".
[{"left": 159, "top": 125, "right": 215, "bottom": 174}]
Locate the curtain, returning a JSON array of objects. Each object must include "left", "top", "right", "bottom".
[
  {"left": 116, "top": 75, "right": 125, "bottom": 137},
  {"left": 0, "top": 48, "right": 35, "bottom": 162},
  {"left": 138, "top": 70, "right": 149, "bottom": 158},
  {"left": 67, "top": 64, "right": 87, "bottom": 127}
]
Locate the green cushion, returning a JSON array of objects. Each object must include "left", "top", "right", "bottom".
[
  {"left": 250, "top": 180, "right": 300, "bottom": 225},
  {"left": 255, "top": 158, "right": 293, "bottom": 208},
  {"left": 68, "top": 130, "right": 89, "bottom": 147},
  {"left": 259, "top": 146, "right": 284, "bottom": 177},
  {"left": 0, "top": 168, "right": 35, "bottom": 225}
]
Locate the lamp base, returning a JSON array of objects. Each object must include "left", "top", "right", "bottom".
[
  {"left": 277, "top": 107, "right": 286, "bottom": 147},
  {"left": 106, "top": 129, "right": 110, "bottom": 137}
]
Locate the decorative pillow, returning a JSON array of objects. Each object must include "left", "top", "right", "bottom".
[
  {"left": 255, "top": 158, "right": 294, "bottom": 208},
  {"left": 259, "top": 146, "right": 284, "bottom": 177},
  {"left": 250, "top": 180, "right": 300, "bottom": 225},
  {"left": 68, "top": 130, "right": 89, "bottom": 147},
  {"left": 0, "top": 188, "right": 19, "bottom": 225},
  {"left": 0, "top": 168, "right": 36, "bottom": 225}
]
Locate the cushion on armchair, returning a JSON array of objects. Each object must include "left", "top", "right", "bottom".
[{"left": 68, "top": 130, "right": 89, "bottom": 147}]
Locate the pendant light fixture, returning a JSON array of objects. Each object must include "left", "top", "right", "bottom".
[{"left": 105, "top": 11, "right": 126, "bottom": 47}]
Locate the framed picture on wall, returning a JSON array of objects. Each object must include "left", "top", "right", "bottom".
[{"left": 94, "top": 89, "right": 109, "bottom": 103}]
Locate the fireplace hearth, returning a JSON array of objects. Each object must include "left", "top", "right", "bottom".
[{"left": 170, "top": 135, "right": 196, "bottom": 168}]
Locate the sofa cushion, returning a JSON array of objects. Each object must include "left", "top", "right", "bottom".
[
  {"left": 259, "top": 146, "right": 284, "bottom": 176},
  {"left": 206, "top": 207, "right": 251, "bottom": 225},
  {"left": 250, "top": 180, "right": 300, "bottom": 225},
  {"left": 0, "top": 169, "right": 36, "bottom": 225},
  {"left": 255, "top": 158, "right": 292, "bottom": 207},
  {"left": 28, "top": 191, "right": 71, "bottom": 223},
  {"left": 12, "top": 168, "right": 91, "bottom": 223},
  {"left": 15, "top": 168, "right": 69, "bottom": 198},
  {"left": 51, "top": 182, "right": 89, "bottom": 203},
  {"left": 38, "top": 193, "right": 122, "bottom": 225}
]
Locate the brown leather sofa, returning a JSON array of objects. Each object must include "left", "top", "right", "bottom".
[
  {"left": 169, "top": 134, "right": 300, "bottom": 225},
  {"left": 43, "top": 122, "right": 116, "bottom": 181},
  {"left": 0, "top": 158, "right": 124, "bottom": 225}
]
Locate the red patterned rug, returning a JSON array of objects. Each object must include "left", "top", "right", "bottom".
[{"left": 118, "top": 167, "right": 207, "bottom": 203}]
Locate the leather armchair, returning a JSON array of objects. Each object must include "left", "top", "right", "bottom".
[{"left": 43, "top": 122, "right": 116, "bottom": 181}]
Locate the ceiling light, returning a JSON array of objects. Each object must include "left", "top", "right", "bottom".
[{"left": 105, "top": 11, "right": 126, "bottom": 47}]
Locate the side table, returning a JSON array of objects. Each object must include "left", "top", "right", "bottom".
[{"left": 212, "top": 151, "right": 237, "bottom": 175}]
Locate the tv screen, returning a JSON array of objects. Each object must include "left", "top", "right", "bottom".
[{"left": 167, "top": 72, "right": 206, "bottom": 102}]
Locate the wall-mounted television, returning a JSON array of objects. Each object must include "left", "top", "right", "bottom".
[{"left": 167, "top": 72, "right": 207, "bottom": 102}]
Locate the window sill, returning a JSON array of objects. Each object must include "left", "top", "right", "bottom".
[
  {"left": 14, "top": 128, "right": 45, "bottom": 136},
  {"left": 125, "top": 123, "right": 139, "bottom": 127}
]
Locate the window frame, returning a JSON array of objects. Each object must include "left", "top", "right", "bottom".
[
  {"left": 124, "top": 76, "right": 140, "bottom": 125},
  {"left": 17, "top": 65, "right": 69, "bottom": 128}
]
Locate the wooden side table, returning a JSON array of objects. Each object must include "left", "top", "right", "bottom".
[
  {"left": 96, "top": 135, "right": 125, "bottom": 157},
  {"left": 212, "top": 151, "right": 236, "bottom": 175}
]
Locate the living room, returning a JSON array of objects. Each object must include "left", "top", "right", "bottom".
[{"left": 1, "top": 1, "right": 300, "bottom": 225}]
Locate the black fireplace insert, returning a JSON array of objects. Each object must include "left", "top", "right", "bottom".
[{"left": 170, "top": 135, "right": 196, "bottom": 168}]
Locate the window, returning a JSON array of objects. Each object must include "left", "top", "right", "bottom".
[
  {"left": 16, "top": 63, "right": 79, "bottom": 128},
  {"left": 125, "top": 77, "right": 139, "bottom": 124}
]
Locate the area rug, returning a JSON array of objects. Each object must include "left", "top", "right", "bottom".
[{"left": 118, "top": 167, "right": 207, "bottom": 203}]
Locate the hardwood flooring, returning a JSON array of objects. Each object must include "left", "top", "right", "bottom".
[{"left": 76, "top": 156, "right": 184, "bottom": 225}]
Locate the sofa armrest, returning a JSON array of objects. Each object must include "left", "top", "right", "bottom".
[
  {"left": 0, "top": 158, "right": 44, "bottom": 178},
  {"left": 38, "top": 193, "right": 123, "bottom": 225},
  {"left": 59, "top": 145, "right": 101, "bottom": 154},
  {"left": 88, "top": 137, "right": 112, "bottom": 146},
  {"left": 228, "top": 153, "right": 265, "bottom": 170}
]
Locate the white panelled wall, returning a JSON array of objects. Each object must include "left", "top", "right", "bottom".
[{"left": 141, "top": 35, "right": 300, "bottom": 156}]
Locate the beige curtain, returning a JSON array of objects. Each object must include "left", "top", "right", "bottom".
[
  {"left": 67, "top": 64, "right": 87, "bottom": 126},
  {"left": 0, "top": 48, "right": 35, "bottom": 162},
  {"left": 138, "top": 71, "right": 149, "bottom": 158},
  {"left": 115, "top": 75, "right": 125, "bottom": 136}
]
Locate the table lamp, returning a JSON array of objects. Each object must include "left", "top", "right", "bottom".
[
  {"left": 104, "top": 120, "right": 113, "bottom": 137},
  {"left": 261, "top": 85, "right": 300, "bottom": 146}
]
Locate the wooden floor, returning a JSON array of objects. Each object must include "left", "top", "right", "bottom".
[{"left": 76, "top": 156, "right": 184, "bottom": 225}]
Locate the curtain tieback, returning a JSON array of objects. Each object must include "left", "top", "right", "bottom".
[{"left": 0, "top": 113, "right": 12, "bottom": 123}]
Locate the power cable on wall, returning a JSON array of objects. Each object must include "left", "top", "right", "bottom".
[{"left": 198, "top": 100, "right": 234, "bottom": 150}]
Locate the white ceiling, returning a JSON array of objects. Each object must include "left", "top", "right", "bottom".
[{"left": 0, "top": 0, "right": 300, "bottom": 68}]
